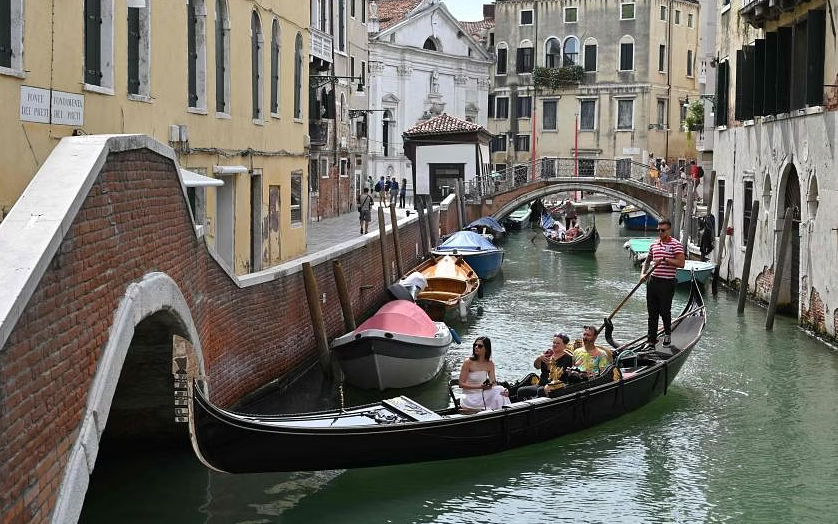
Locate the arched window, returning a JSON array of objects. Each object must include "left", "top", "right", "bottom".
[
  {"left": 251, "top": 11, "right": 264, "bottom": 120},
  {"left": 517, "top": 39, "right": 534, "bottom": 74},
  {"left": 563, "top": 36, "right": 579, "bottom": 67},
  {"left": 583, "top": 37, "right": 597, "bottom": 72},
  {"left": 423, "top": 37, "right": 437, "bottom": 51},
  {"left": 545, "top": 37, "right": 561, "bottom": 68},
  {"left": 619, "top": 35, "right": 634, "bottom": 71},
  {"left": 382, "top": 109, "right": 393, "bottom": 156},
  {"left": 215, "top": 0, "right": 231, "bottom": 113},
  {"left": 294, "top": 32, "right": 303, "bottom": 119},
  {"left": 187, "top": 0, "right": 207, "bottom": 109},
  {"left": 496, "top": 42, "right": 508, "bottom": 75},
  {"left": 270, "top": 19, "right": 280, "bottom": 115}
]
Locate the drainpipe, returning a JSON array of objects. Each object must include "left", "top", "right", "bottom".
[{"left": 665, "top": 0, "right": 673, "bottom": 161}]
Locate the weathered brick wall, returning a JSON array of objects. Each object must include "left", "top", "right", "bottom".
[
  {"left": 0, "top": 148, "right": 424, "bottom": 524},
  {"left": 754, "top": 266, "right": 774, "bottom": 303},
  {"left": 801, "top": 286, "right": 826, "bottom": 334},
  {"left": 315, "top": 165, "right": 356, "bottom": 220}
]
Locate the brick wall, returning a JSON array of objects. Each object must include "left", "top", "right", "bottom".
[{"left": 0, "top": 148, "right": 425, "bottom": 524}]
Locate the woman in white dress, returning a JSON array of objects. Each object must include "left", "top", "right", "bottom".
[{"left": 458, "top": 336, "right": 511, "bottom": 411}]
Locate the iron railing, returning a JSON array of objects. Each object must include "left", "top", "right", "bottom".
[{"left": 463, "top": 157, "right": 667, "bottom": 203}]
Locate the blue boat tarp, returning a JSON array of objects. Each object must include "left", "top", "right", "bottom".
[
  {"left": 435, "top": 231, "right": 499, "bottom": 252},
  {"left": 465, "top": 216, "right": 506, "bottom": 234}
]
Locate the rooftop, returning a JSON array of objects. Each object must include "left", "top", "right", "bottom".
[{"left": 403, "top": 113, "right": 484, "bottom": 136}]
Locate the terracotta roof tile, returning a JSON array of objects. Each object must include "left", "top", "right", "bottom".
[
  {"left": 376, "top": 0, "right": 423, "bottom": 30},
  {"left": 403, "top": 113, "right": 484, "bottom": 136},
  {"left": 459, "top": 19, "right": 495, "bottom": 40}
]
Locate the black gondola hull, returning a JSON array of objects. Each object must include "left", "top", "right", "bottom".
[{"left": 544, "top": 225, "right": 601, "bottom": 252}]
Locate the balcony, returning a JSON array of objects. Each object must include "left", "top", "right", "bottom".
[
  {"left": 310, "top": 27, "right": 333, "bottom": 65},
  {"left": 740, "top": 0, "right": 806, "bottom": 28}
]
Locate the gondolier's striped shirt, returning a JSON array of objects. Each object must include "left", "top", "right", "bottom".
[{"left": 649, "top": 237, "right": 684, "bottom": 280}]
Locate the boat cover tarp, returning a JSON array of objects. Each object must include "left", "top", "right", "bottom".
[
  {"left": 354, "top": 300, "right": 439, "bottom": 337},
  {"left": 434, "top": 230, "right": 498, "bottom": 252},
  {"left": 465, "top": 216, "right": 505, "bottom": 233},
  {"left": 628, "top": 237, "right": 655, "bottom": 255}
]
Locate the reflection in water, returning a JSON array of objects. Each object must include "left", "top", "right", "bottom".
[{"left": 80, "top": 213, "right": 838, "bottom": 524}]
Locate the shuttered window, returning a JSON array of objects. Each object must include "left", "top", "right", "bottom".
[
  {"left": 619, "top": 42, "right": 633, "bottom": 71},
  {"left": 487, "top": 94, "right": 495, "bottom": 118},
  {"left": 215, "top": 0, "right": 228, "bottom": 113},
  {"left": 734, "top": 48, "right": 754, "bottom": 121},
  {"left": 776, "top": 27, "right": 792, "bottom": 112},
  {"left": 270, "top": 20, "right": 280, "bottom": 115},
  {"left": 752, "top": 39, "right": 765, "bottom": 116},
  {"left": 0, "top": 0, "right": 11, "bottom": 68},
  {"left": 187, "top": 0, "right": 199, "bottom": 107},
  {"left": 714, "top": 61, "right": 728, "bottom": 126},
  {"left": 496, "top": 46, "right": 508, "bottom": 74},
  {"left": 251, "top": 11, "right": 263, "bottom": 120},
  {"left": 805, "top": 10, "right": 826, "bottom": 107},
  {"left": 742, "top": 181, "right": 753, "bottom": 246},
  {"left": 294, "top": 32, "right": 302, "bottom": 119},
  {"left": 763, "top": 33, "right": 777, "bottom": 115},
  {"left": 84, "top": 0, "right": 102, "bottom": 85},
  {"left": 127, "top": 8, "right": 140, "bottom": 94},
  {"left": 791, "top": 19, "right": 808, "bottom": 110},
  {"left": 584, "top": 43, "right": 597, "bottom": 71}
]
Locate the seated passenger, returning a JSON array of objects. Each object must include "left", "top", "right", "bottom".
[
  {"left": 458, "top": 336, "right": 511, "bottom": 411},
  {"left": 517, "top": 332, "right": 574, "bottom": 400},
  {"left": 565, "top": 226, "right": 581, "bottom": 241},
  {"left": 571, "top": 325, "right": 611, "bottom": 378}
]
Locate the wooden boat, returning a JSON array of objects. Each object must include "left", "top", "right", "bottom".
[
  {"left": 618, "top": 205, "right": 659, "bottom": 230},
  {"left": 624, "top": 237, "right": 656, "bottom": 266},
  {"left": 464, "top": 216, "right": 506, "bottom": 243},
  {"left": 330, "top": 300, "right": 453, "bottom": 390},
  {"left": 413, "top": 255, "right": 480, "bottom": 321},
  {"left": 503, "top": 203, "right": 532, "bottom": 230},
  {"left": 187, "top": 280, "right": 706, "bottom": 474},
  {"left": 432, "top": 230, "right": 504, "bottom": 280},
  {"left": 543, "top": 224, "right": 600, "bottom": 253}
]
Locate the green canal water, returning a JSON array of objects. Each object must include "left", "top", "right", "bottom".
[{"left": 80, "top": 213, "right": 838, "bottom": 524}]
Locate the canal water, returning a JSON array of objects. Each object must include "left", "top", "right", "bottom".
[{"left": 80, "top": 212, "right": 838, "bottom": 524}]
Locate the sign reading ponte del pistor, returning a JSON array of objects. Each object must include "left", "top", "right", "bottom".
[{"left": 19, "top": 86, "right": 85, "bottom": 126}]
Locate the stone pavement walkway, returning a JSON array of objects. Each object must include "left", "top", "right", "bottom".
[{"left": 305, "top": 201, "right": 418, "bottom": 255}]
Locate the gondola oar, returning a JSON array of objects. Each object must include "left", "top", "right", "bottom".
[{"left": 598, "top": 259, "right": 662, "bottom": 336}]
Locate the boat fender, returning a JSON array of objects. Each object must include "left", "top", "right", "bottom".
[{"left": 448, "top": 326, "right": 461, "bottom": 344}]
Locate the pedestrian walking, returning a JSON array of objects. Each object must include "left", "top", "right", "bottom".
[
  {"left": 358, "top": 187, "right": 374, "bottom": 234},
  {"left": 389, "top": 177, "right": 399, "bottom": 206},
  {"left": 375, "top": 176, "right": 385, "bottom": 206},
  {"left": 399, "top": 178, "right": 407, "bottom": 208}
]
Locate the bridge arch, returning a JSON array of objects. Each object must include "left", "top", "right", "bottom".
[
  {"left": 53, "top": 272, "right": 204, "bottom": 524},
  {"left": 490, "top": 181, "right": 670, "bottom": 222}
]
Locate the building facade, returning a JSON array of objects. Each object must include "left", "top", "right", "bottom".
[
  {"left": 0, "top": 0, "right": 310, "bottom": 276},
  {"left": 711, "top": 0, "right": 838, "bottom": 336},
  {"left": 308, "top": 0, "right": 370, "bottom": 220},
  {"left": 486, "top": 0, "right": 701, "bottom": 175},
  {"left": 366, "top": 0, "right": 494, "bottom": 196}
]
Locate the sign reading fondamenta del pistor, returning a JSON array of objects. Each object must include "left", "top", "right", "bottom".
[{"left": 19, "top": 86, "right": 85, "bottom": 126}]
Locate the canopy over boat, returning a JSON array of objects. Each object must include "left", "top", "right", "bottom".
[
  {"left": 434, "top": 230, "right": 498, "bottom": 253},
  {"left": 465, "top": 216, "right": 506, "bottom": 235},
  {"left": 352, "top": 300, "right": 440, "bottom": 338}
]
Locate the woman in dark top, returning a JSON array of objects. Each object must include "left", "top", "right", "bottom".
[{"left": 516, "top": 332, "right": 574, "bottom": 401}]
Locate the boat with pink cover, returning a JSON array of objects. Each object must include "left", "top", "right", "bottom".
[{"left": 330, "top": 300, "right": 453, "bottom": 390}]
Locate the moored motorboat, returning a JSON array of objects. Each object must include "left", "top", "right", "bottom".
[
  {"left": 464, "top": 216, "right": 506, "bottom": 243},
  {"left": 432, "top": 230, "right": 504, "bottom": 280},
  {"left": 618, "top": 205, "right": 659, "bottom": 230},
  {"left": 413, "top": 255, "right": 480, "bottom": 321},
  {"left": 330, "top": 300, "right": 452, "bottom": 390},
  {"left": 677, "top": 260, "right": 716, "bottom": 285},
  {"left": 624, "top": 237, "right": 656, "bottom": 266},
  {"left": 188, "top": 280, "right": 706, "bottom": 474},
  {"left": 503, "top": 203, "right": 532, "bottom": 230}
]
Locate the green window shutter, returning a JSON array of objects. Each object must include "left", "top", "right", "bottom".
[
  {"left": 84, "top": 0, "right": 102, "bottom": 86},
  {"left": 805, "top": 9, "right": 826, "bottom": 107}
]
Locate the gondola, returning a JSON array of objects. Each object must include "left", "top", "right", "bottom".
[
  {"left": 188, "top": 279, "right": 706, "bottom": 474},
  {"left": 543, "top": 225, "right": 600, "bottom": 253}
]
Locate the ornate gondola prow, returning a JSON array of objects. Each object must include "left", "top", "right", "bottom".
[
  {"left": 447, "top": 378, "right": 461, "bottom": 409},
  {"left": 603, "top": 317, "right": 622, "bottom": 349}
]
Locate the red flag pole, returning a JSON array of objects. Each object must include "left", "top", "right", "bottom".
[
  {"left": 574, "top": 112, "right": 579, "bottom": 200},
  {"left": 531, "top": 94, "right": 537, "bottom": 181}
]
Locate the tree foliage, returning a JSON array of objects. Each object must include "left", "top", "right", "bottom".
[{"left": 533, "top": 66, "right": 585, "bottom": 89}]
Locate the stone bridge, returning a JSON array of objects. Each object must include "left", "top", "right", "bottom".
[
  {"left": 0, "top": 135, "right": 424, "bottom": 524},
  {"left": 460, "top": 157, "right": 676, "bottom": 225}
]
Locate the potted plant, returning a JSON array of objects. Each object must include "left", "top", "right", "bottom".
[{"left": 684, "top": 100, "right": 704, "bottom": 138}]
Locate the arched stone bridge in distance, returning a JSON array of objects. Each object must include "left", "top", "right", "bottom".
[{"left": 461, "top": 159, "right": 676, "bottom": 225}]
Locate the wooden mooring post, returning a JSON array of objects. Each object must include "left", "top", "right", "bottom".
[
  {"left": 377, "top": 206, "right": 391, "bottom": 286},
  {"left": 766, "top": 207, "right": 794, "bottom": 329},
  {"left": 736, "top": 200, "right": 760, "bottom": 314},
  {"left": 712, "top": 199, "right": 733, "bottom": 295},
  {"left": 389, "top": 205, "right": 404, "bottom": 277},
  {"left": 332, "top": 260, "right": 355, "bottom": 333},
  {"left": 416, "top": 196, "right": 430, "bottom": 257},
  {"left": 302, "top": 262, "right": 331, "bottom": 375}
]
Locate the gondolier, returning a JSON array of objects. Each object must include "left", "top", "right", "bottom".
[{"left": 641, "top": 219, "right": 684, "bottom": 349}]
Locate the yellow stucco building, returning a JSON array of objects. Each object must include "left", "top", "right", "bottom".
[{"left": 0, "top": 0, "right": 309, "bottom": 275}]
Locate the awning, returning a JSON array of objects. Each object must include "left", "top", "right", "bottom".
[{"left": 180, "top": 168, "right": 224, "bottom": 187}]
